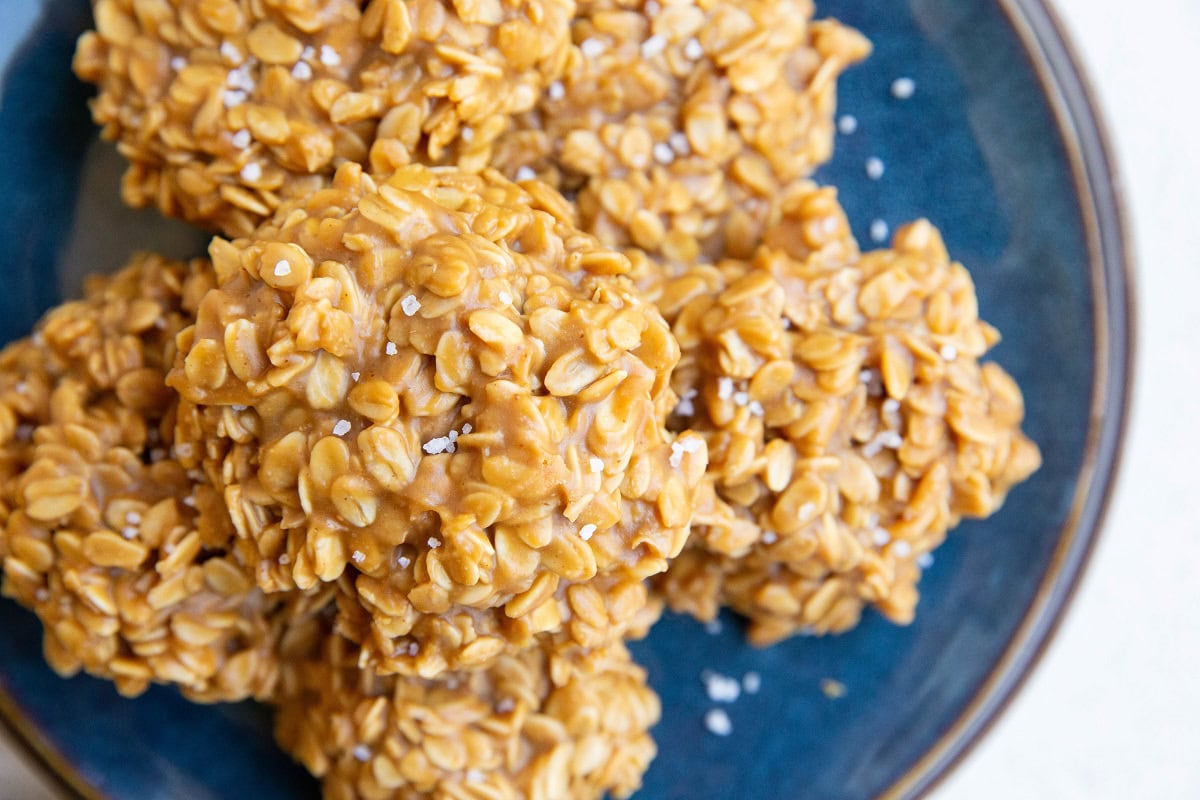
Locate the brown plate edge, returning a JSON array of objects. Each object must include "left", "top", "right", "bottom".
[
  {"left": 881, "top": 0, "right": 1137, "bottom": 797},
  {"left": 0, "top": 677, "right": 104, "bottom": 799}
]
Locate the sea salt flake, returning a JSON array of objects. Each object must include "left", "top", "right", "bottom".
[
  {"left": 589, "top": 457, "right": 604, "bottom": 474},
  {"left": 866, "top": 157, "right": 885, "bottom": 180},
  {"left": 892, "top": 540, "right": 912, "bottom": 558},
  {"left": 353, "top": 745, "right": 370, "bottom": 762},
  {"left": 547, "top": 81, "right": 565, "bottom": 100},
  {"left": 226, "top": 66, "right": 255, "bottom": 92},
  {"left": 674, "top": 388, "right": 697, "bottom": 417},
  {"left": 332, "top": 419, "right": 352, "bottom": 436},
  {"left": 702, "top": 671, "right": 741, "bottom": 703},
  {"left": 401, "top": 295, "right": 421, "bottom": 316},
  {"left": 704, "top": 708, "right": 732, "bottom": 736},
  {"left": 231, "top": 129, "right": 251, "bottom": 149},
  {"left": 319, "top": 45, "right": 340, "bottom": 66},
  {"left": 717, "top": 377, "right": 734, "bottom": 400},
  {"left": 653, "top": 142, "right": 675, "bottom": 164},
  {"left": 641, "top": 34, "right": 667, "bottom": 58},
  {"left": 917, "top": 552, "right": 935, "bottom": 569},
  {"left": 837, "top": 114, "right": 858, "bottom": 135},
  {"left": 291, "top": 61, "right": 312, "bottom": 80},
  {"left": 514, "top": 166, "right": 536, "bottom": 181},
  {"left": 742, "top": 672, "right": 762, "bottom": 694},
  {"left": 351, "top": 550, "right": 365, "bottom": 564},
  {"left": 422, "top": 436, "right": 451, "bottom": 455},
  {"left": 870, "top": 219, "right": 889, "bottom": 243},
  {"left": 427, "top": 537, "right": 442, "bottom": 549},
  {"left": 272, "top": 260, "right": 291, "bottom": 277},
  {"left": 684, "top": 37, "right": 703, "bottom": 60},
  {"left": 579, "top": 523, "right": 597, "bottom": 541},
  {"left": 385, "top": 341, "right": 399, "bottom": 356},
  {"left": 669, "top": 436, "right": 702, "bottom": 468},
  {"left": 580, "top": 38, "right": 605, "bottom": 58},
  {"left": 220, "top": 42, "right": 242, "bottom": 64},
  {"left": 891, "top": 77, "right": 916, "bottom": 99}
]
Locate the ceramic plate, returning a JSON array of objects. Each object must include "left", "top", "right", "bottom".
[{"left": 0, "top": 0, "right": 1132, "bottom": 798}]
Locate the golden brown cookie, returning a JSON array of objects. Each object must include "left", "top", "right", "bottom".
[
  {"left": 168, "top": 163, "right": 707, "bottom": 676},
  {"left": 275, "top": 628, "right": 659, "bottom": 800},
  {"left": 653, "top": 186, "right": 1041, "bottom": 644},
  {"left": 74, "top": 0, "right": 574, "bottom": 236},
  {"left": 0, "top": 253, "right": 292, "bottom": 700},
  {"left": 492, "top": 0, "right": 870, "bottom": 266}
]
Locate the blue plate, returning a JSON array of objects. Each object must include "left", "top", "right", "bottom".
[{"left": 0, "top": 1, "right": 1133, "bottom": 798}]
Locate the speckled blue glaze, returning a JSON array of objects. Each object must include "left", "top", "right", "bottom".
[{"left": 0, "top": 1, "right": 1128, "bottom": 799}]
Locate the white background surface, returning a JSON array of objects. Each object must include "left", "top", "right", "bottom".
[{"left": 2, "top": 1, "right": 1198, "bottom": 798}]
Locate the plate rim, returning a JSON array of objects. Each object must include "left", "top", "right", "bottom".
[
  {"left": 0, "top": 0, "right": 1136, "bottom": 798},
  {"left": 0, "top": 671, "right": 94, "bottom": 799},
  {"left": 880, "top": 0, "right": 1136, "bottom": 796}
]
